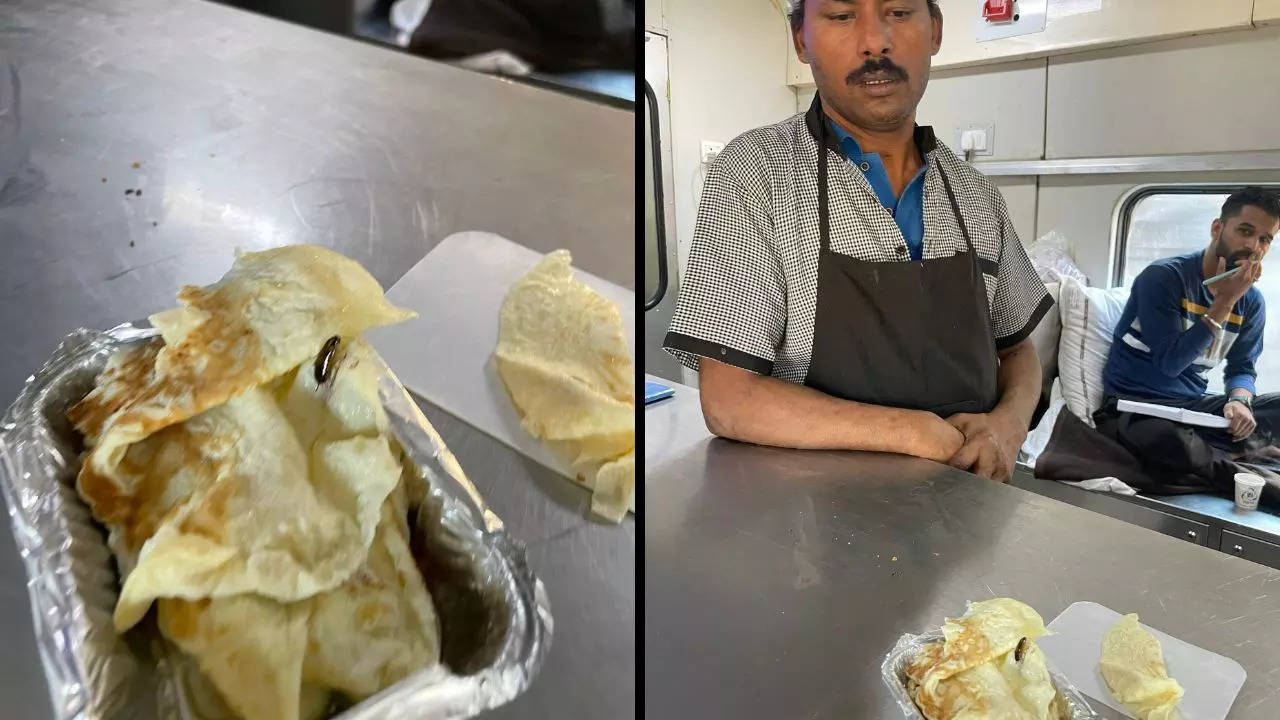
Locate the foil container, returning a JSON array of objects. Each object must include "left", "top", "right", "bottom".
[
  {"left": 0, "top": 323, "right": 553, "bottom": 720},
  {"left": 881, "top": 631, "right": 1099, "bottom": 720}
]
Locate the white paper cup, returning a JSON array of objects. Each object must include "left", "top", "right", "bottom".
[{"left": 1234, "top": 472, "right": 1265, "bottom": 511}]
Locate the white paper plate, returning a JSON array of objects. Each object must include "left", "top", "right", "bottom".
[
  {"left": 1038, "top": 601, "right": 1246, "bottom": 720},
  {"left": 367, "top": 231, "right": 636, "bottom": 514}
]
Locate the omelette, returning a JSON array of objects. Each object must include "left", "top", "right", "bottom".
[
  {"left": 1099, "top": 614, "right": 1184, "bottom": 720},
  {"left": 494, "top": 250, "right": 635, "bottom": 522},
  {"left": 905, "top": 598, "right": 1072, "bottom": 720},
  {"left": 67, "top": 246, "right": 440, "bottom": 720}
]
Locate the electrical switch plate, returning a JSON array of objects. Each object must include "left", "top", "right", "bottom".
[
  {"left": 974, "top": 0, "right": 1047, "bottom": 42},
  {"left": 955, "top": 124, "right": 995, "bottom": 157},
  {"left": 700, "top": 140, "right": 725, "bottom": 165},
  {"left": 960, "top": 130, "right": 986, "bottom": 153}
]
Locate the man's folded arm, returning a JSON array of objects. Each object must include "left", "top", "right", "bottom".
[{"left": 697, "top": 358, "right": 963, "bottom": 463}]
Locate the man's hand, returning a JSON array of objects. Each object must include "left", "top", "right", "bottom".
[
  {"left": 1208, "top": 254, "right": 1262, "bottom": 306},
  {"left": 1224, "top": 400, "right": 1257, "bottom": 442},
  {"left": 945, "top": 411, "right": 1027, "bottom": 483},
  {"left": 913, "top": 413, "right": 967, "bottom": 464}
]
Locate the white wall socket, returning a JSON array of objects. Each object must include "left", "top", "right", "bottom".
[
  {"left": 955, "top": 124, "right": 995, "bottom": 157},
  {"left": 701, "top": 140, "right": 726, "bottom": 164}
]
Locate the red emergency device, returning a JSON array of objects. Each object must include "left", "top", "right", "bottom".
[{"left": 982, "top": 0, "right": 1015, "bottom": 22}]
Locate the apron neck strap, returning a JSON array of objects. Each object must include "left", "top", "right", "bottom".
[
  {"left": 816, "top": 99, "right": 831, "bottom": 253},
  {"left": 934, "top": 162, "right": 976, "bottom": 255},
  {"left": 809, "top": 93, "right": 975, "bottom": 258}
]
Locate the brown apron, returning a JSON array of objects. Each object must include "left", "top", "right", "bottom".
[{"left": 803, "top": 96, "right": 999, "bottom": 417}]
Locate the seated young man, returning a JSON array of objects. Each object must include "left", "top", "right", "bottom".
[{"left": 1096, "top": 187, "right": 1280, "bottom": 490}]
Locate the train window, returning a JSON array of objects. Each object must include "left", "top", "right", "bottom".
[{"left": 1116, "top": 186, "right": 1280, "bottom": 394}]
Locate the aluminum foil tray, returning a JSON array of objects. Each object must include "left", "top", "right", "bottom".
[
  {"left": 0, "top": 323, "right": 552, "bottom": 720},
  {"left": 882, "top": 631, "right": 1100, "bottom": 719}
]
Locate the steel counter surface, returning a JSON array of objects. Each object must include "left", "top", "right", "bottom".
[
  {"left": 412, "top": 395, "right": 635, "bottom": 720},
  {"left": 645, "top": 439, "right": 1280, "bottom": 719},
  {"left": 0, "top": 0, "right": 634, "bottom": 411},
  {"left": 0, "top": 1, "right": 634, "bottom": 717}
]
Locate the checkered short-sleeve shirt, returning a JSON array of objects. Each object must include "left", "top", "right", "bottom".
[{"left": 663, "top": 106, "right": 1054, "bottom": 383}]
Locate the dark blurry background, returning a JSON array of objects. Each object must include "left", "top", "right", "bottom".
[{"left": 214, "top": 0, "right": 635, "bottom": 103}]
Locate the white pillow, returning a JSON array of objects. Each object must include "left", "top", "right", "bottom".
[
  {"left": 1027, "top": 281, "right": 1062, "bottom": 402},
  {"left": 1056, "top": 278, "right": 1130, "bottom": 425}
]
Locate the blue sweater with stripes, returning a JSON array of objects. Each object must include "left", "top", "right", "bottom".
[{"left": 1102, "top": 251, "right": 1264, "bottom": 401}]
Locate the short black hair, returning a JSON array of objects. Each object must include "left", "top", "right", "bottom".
[
  {"left": 1221, "top": 186, "right": 1280, "bottom": 223},
  {"left": 790, "top": 0, "right": 942, "bottom": 32}
]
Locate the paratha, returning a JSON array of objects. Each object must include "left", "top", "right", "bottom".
[
  {"left": 494, "top": 250, "right": 635, "bottom": 522},
  {"left": 68, "top": 245, "right": 440, "bottom": 720},
  {"left": 905, "top": 598, "right": 1066, "bottom": 720},
  {"left": 1099, "top": 614, "right": 1184, "bottom": 720}
]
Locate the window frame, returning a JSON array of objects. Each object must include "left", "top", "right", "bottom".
[{"left": 1110, "top": 182, "right": 1280, "bottom": 288}]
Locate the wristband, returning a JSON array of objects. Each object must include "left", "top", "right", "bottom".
[
  {"left": 1229, "top": 394, "right": 1253, "bottom": 409},
  {"left": 1203, "top": 316, "right": 1223, "bottom": 333}
]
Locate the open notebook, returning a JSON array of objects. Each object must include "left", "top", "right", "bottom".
[{"left": 1116, "top": 399, "right": 1230, "bottom": 429}]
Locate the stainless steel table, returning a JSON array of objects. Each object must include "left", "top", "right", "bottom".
[
  {"left": 646, "top": 420, "right": 1280, "bottom": 718},
  {"left": 416, "top": 397, "right": 635, "bottom": 720},
  {"left": 0, "top": 0, "right": 633, "bottom": 405},
  {"left": 0, "top": 1, "right": 634, "bottom": 717}
]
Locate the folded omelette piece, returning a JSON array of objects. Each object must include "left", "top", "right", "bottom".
[
  {"left": 905, "top": 598, "right": 1065, "bottom": 720},
  {"left": 1099, "top": 614, "right": 1184, "bottom": 720},
  {"left": 71, "top": 245, "right": 414, "bottom": 466},
  {"left": 67, "top": 245, "right": 440, "bottom": 720},
  {"left": 494, "top": 250, "right": 635, "bottom": 522},
  {"left": 156, "top": 503, "right": 440, "bottom": 720},
  {"left": 109, "top": 382, "right": 404, "bottom": 631}
]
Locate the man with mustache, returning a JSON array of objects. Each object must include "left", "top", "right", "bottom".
[
  {"left": 1095, "top": 187, "right": 1280, "bottom": 485},
  {"left": 663, "top": 0, "right": 1053, "bottom": 483}
]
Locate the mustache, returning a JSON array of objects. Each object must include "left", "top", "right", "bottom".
[
  {"left": 1216, "top": 232, "right": 1256, "bottom": 268},
  {"left": 846, "top": 57, "right": 908, "bottom": 85},
  {"left": 1228, "top": 248, "right": 1255, "bottom": 267}
]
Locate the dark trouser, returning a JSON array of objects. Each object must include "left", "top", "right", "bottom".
[
  {"left": 408, "top": 0, "right": 635, "bottom": 72},
  {"left": 1093, "top": 393, "right": 1280, "bottom": 494}
]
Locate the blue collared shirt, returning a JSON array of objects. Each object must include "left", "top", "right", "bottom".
[{"left": 829, "top": 122, "right": 928, "bottom": 261}]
